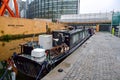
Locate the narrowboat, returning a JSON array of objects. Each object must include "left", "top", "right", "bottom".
[{"left": 13, "top": 28, "right": 92, "bottom": 79}]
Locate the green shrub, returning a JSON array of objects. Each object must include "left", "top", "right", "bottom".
[
  {"left": 0, "top": 33, "right": 45, "bottom": 41},
  {"left": 2, "top": 34, "right": 12, "bottom": 41}
]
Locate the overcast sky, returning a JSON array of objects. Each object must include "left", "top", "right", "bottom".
[
  {"left": 22, "top": 0, "right": 120, "bottom": 13},
  {"left": 80, "top": 0, "right": 120, "bottom": 13}
]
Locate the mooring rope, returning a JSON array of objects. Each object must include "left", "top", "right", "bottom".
[
  {"left": 0, "top": 69, "right": 9, "bottom": 80},
  {"left": 35, "top": 61, "right": 47, "bottom": 80}
]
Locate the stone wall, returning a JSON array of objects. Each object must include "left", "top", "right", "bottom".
[{"left": 0, "top": 16, "right": 66, "bottom": 36}]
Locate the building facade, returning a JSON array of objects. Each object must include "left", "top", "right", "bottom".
[
  {"left": 27, "top": 0, "right": 80, "bottom": 20},
  {"left": 112, "top": 12, "right": 120, "bottom": 26},
  {"left": 17, "top": 0, "right": 27, "bottom": 18}
]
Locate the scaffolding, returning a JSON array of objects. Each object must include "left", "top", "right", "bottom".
[{"left": 0, "top": 0, "right": 20, "bottom": 17}]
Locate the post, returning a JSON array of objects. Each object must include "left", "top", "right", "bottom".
[
  {"left": 46, "top": 23, "right": 48, "bottom": 33},
  {"left": 110, "top": 11, "right": 114, "bottom": 33},
  {"left": 110, "top": 14, "right": 112, "bottom": 33}
]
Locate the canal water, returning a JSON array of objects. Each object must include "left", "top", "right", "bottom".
[
  {"left": 0, "top": 37, "right": 38, "bottom": 61},
  {"left": 0, "top": 37, "right": 38, "bottom": 80}
]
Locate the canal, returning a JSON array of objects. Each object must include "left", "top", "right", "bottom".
[{"left": 0, "top": 37, "right": 38, "bottom": 80}]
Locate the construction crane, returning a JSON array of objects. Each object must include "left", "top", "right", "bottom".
[{"left": 0, "top": 0, "right": 20, "bottom": 17}]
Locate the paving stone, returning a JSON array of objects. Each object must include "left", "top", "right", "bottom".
[{"left": 42, "top": 32, "right": 120, "bottom": 80}]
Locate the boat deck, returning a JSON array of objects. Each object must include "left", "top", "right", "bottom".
[{"left": 42, "top": 32, "right": 120, "bottom": 80}]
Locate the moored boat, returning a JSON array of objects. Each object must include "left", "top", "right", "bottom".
[{"left": 12, "top": 28, "right": 92, "bottom": 79}]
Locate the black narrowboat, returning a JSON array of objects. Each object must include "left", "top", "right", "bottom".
[{"left": 13, "top": 28, "right": 91, "bottom": 79}]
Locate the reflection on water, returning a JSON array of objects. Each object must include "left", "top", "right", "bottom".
[
  {"left": 2, "top": 42, "right": 5, "bottom": 47},
  {"left": 0, "top": 37, "right": 38, "bottom": 80},
  {"left": 0, "top": 37, "right": 38, "bottom": 61}
]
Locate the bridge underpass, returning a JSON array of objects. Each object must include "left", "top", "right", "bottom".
[
  {"left": 62, "top": 21, "right": 112, "bottom": 32},
  {"left": 67, "top": 23, "right": 118, "bottom": 32}
]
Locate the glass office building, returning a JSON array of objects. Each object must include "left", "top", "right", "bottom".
[
  {"left": 112, "top": 12, "right": 120, "bottom": 26},
  {"left": 27, "top": 0, "right": 80, "bottom": 20}
]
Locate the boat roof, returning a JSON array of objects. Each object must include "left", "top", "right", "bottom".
[{"left": 53, "top": 29, "right": 83, "bottom": 35}]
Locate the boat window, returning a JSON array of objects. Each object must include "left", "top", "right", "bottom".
[
  {"left": 71, "top": 33, "right": 79, "bottom": 44},
  {"left": 80, "top": 31, "right": 83, "bottom": 40}
]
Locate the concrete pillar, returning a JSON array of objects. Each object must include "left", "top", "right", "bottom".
[{"left": 96, "top": 24, "right": 99, "bottom": 32}]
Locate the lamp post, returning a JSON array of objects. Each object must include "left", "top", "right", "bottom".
[{"left": 110, "top": 11, "right": 114, "bottom": 33}]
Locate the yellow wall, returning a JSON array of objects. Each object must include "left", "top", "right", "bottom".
[
  {"left": 0, "top": 16, "right": 65, "bottom": 36},
  {"left": 96, "top": 24, "right": 99, "bottom": 32}
]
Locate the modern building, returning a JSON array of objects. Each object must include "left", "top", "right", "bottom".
[
  {"left": 19, "top": 1, "right": 27, "bottom": 18},
  {"left": 112, "top": 12, "right": 120, "bottom": 26},
  {"left": 26, "top": 0, "right": 80, "bottom": 20}
]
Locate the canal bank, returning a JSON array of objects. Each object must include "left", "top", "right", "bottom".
[{"left": 0, "top": 16, "right": 66, "bottom": 37}]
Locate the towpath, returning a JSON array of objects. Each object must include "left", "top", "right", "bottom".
[{"left": 42, "top": 32, "right": 120, "bottom": 80}]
